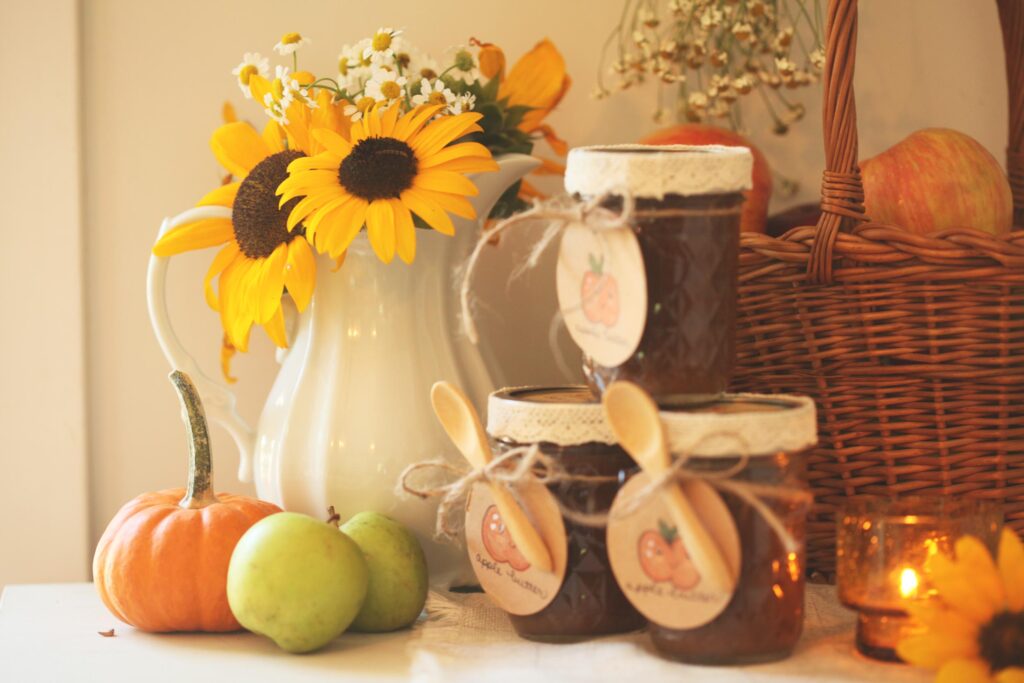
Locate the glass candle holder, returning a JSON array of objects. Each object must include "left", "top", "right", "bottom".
[{"left": 836, "top": 497, "right": 1002, "bottom": 662}]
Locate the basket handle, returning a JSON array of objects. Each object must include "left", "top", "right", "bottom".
[{"left": 808, "top": 0, "right": 1024, "bottom": 284}]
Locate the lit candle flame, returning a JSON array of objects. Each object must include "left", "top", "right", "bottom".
[{"left": 899, "top": 567, "right": 919, "bottom": 598}]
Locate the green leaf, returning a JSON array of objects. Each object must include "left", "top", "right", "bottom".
[{"left": 658, "top": 518, "right": 678, "bottom": 543}]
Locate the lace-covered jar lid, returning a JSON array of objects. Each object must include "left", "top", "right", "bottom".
[
  {"left": 660, "top": 394, "right": 818, "bottom": 458},
  {"left": 487, "top": 386, "right": 617, "bottom": 446},
  {"left": 564, "top": 144, "right": 753, "bottom": 199}
]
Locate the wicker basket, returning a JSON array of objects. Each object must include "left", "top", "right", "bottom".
[{"left": 732, "top": 0, "right": 1024, "bottom": 576}]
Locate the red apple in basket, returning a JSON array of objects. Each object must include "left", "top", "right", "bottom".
[
  {"left": 860, "top": 128, "right": 1013, "bottom": 235},
  {"left": 640, "top": 124, "right": 772, "bottom": 234}
]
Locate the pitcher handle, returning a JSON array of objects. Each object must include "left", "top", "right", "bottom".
[{"left": 147, "top": 206, "right": 257, "bottom": 483}]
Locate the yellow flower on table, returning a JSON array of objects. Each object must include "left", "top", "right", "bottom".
[
  {"left": 897, "top": 528, "right": 1024, "bottom": 683},
  {"left": 278, "top": 103, "right": 497, "bottom": 265}
]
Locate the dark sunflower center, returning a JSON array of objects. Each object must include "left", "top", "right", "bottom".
[
  {"left": 338, "top": 137, "right": 418, "bottom": 201},
  {"left": 979, "top": 611, "right": 1024, "bottom": 672},
  {"left": 233, "top": 149, "right": 306, "bottom": 259}
]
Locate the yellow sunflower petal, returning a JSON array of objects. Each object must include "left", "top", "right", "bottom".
[
  {"left": 210, "top": 122, "right": 271, "bottom": 178},
  {"left": 413, "top": 169, "right": 480, "bottom": 196},
  {"left": 218, "top": 260, "right": 254, "bottom": 351},
  {"left": 152, "top": 218, "right": 234, "bottom": 257},
  {"left": 277, "top": 169, "right": 340, "bottom": 202},
  {"left": 905, "top": 602, "right": 980, "bottom": 642},
  {"left": 932, "top": 547, "right": 1005, "bottom": 624},
  {"left": 427, "top": 155, "right": 502, "bottom": 175},
  {"left": 306, "top": 193, "right": 356, "bottom": 245},
  {"left": 262, "top": 305, "right": 289, "bottom": 348},
  {"left": 284, "top": 238, "right": 316, "bottom": 311},
  {"left": 197, "top": 182, "right": 240, "bottom": 208},
  {"left": 411, "top": 113, "right": 484, "bottom": 158},
  {"left": 287, "top": 154, "right": 342, "bottom": 173},
  {"left": 996, "top": 667, "right": 1024, "bottom": 683},
  {"left": 401, "top": 187, "right": 455, "bottom": 236},
  {"left": 322, "top": 198, "right": 368, "bottom": 258},
  {"left": 999, "top": 528, "right": 1024, "bottom": 611},
  {"left": 415, "top": 189, "right": 476, "bottom": 220},
  {"left": 393, "top": 104, "right": 445, "bottom": 141},
  {"left": 390, "top": 199, "right": 416, "bottom": 264},
  {"left": 312, "top": 129, "right": 353, "bottom": 159},
  {"left": 220, "top": 335, "right": 237, "bottom": 384},
  {"left": 255, "top": 245, "right": 288, "bottom": 324},
  {"left": 366, "top": 200, "right": 396, "bottom": 264},
  {"left": 498, "top": 39, "right": 570, "bottom": 133},
  {"left": 935, "top": 658, "right": 992, "bottom": 683},
  {"left": 287, "top": 188, "right": 341, "bottom": 231},
  {"left": 379, "top": 104, "right": 401, "bottom": 137},
  {"left": 203, "top": 242, "right": 240, "bottom": 310},
  {"left": 897, "top": 632, "right": 979, "bottom": 670},
  {"left": 419, "top": 141, "right": 494, "bottom": 169},
  {"left": 261, "top": 121, "right": 286, "bottom": 154}
]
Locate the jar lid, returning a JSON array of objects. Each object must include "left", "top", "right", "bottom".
[
  {"left": 487, "top": 385, "right": 617, "bottom": 447},
  {"left": 660, "top": 393, "right": 817, "bottom": 458},
  {"left": 564, "top": 144, "right": 753, "bottom": 199}
]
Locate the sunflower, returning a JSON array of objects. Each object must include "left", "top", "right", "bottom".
[
  {"left": 897, "top": 528, "right": 1024, "bottom": 683},
  {"left": 277, "top": 103, "right": 498, "bottom": 264},
  {"left": 152, "top": 79, "right": 347, "bottom": 381}
]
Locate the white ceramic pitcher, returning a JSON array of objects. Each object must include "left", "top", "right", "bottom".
[{"left": 148, "top": 154, "right": 539, "bottom": 587}]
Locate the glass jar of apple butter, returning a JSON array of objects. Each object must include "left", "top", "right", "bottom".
[
  {"left": 487, "top": 386, "right": 646, "bottom": 641},
  {"left": 563, "top": 144, "right": 752, "bottom": 404},
  {"left": 646, "top": 394, "right": 817, "bottom": 664}
]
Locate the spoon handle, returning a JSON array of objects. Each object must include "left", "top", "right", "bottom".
[
  {"left": 664, "top": 482, "right": 735, "bottom": 597},
  {"left": 489, "top": 484, "right": 554, "bottom": 574}
]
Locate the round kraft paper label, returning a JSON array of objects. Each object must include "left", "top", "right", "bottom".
[
  {"left": 606, "top": 473, "right": 741, "bottom": 630},
  {"left": 556, "top": 223, "right": 647, "bottom": 367},
  {"left": 465, "top": 481, "right": 568, "bottom": 615}
]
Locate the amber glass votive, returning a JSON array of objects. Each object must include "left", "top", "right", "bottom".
[{"left": 836, "top": 497, "right": 1002, "bottom": 661}]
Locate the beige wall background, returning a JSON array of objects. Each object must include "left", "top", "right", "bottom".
[{"left": 0, "top": 0, "right": 1010, "bottom": 586}]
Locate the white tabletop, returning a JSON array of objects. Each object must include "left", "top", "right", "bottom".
[{"left": 0, "top": 583, "right": 930, "bottom": 683}]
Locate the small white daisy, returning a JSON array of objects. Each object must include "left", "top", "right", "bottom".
[
  {"left": 231, "top": 52, "right": 270, "bottom": 99},
  {"left": 364, "top": 67, "right": 408, "bottom": 102},
  {"left": 274, "top": 32, "right": 311, "bottom": 56},
  {"left": 411, "top": 78, "right": 456, "bottom": 110},
  {"left": 362, "top": 27, "right": 404, "bottom": 64},
  {"left": 343, "top": 96, "right": 378, "bottom": 122},
  {"left": 274, "top": 65, "right": 317, "bottom": 108},
  {"left": 450, "top": 92, "right": 476, "bottom": 115},
  {"left": 446, "top": 46, "right": 480, "bottom": 84}
]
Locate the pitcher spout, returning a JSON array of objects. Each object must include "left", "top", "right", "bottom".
[{"left": 470, "top": 154, "right": 543, "bottom": 220}]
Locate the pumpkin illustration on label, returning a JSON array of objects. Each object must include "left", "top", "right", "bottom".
[
  {"left": 638, "top": 519, "right": 701, "bottom": 590},
  {"left": 481, "top": 505, "right": 531, "bottom": 571},
  {"left": 581, "top": 253, "right": 620, "bottom": 327}
]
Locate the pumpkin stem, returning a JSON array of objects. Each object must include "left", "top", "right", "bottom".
[{"left": 169, "top": 370, "right": 218, "bottom": 509}]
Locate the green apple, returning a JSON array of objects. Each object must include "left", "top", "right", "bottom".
[
  {"left": 227, "top": 511, "right": 368, "bottom": 653},
  {"left": 341, "top": 512, "right": 429, "bottom": 632}
]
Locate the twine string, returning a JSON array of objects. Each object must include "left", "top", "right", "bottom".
[
  {"left": 458, "top": 194, "right": 637, "bottom": 345},
  {"left": 397, "top": 431, "right": 812, "bottom": 553}
]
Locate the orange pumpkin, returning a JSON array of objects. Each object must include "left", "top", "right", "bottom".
[{"left": 92, "top": 371, "right": 280, "bottom": 632}]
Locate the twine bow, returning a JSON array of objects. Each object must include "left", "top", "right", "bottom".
[
  {"left": 613, "top": 431, "right": 813, "bottom": 554},
  {"left": 458, "top": 193, "right": 636, "bottom": 345},
  {"left": 398, "top": 431, "right": 812, "bottom": 554},
  {"left": 397, "top": 443, "right": 617, "bottom": 542}
]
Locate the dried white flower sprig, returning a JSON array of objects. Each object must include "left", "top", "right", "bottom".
[{"left": 598, "top": 0, "right": 824, "bottom": 135}]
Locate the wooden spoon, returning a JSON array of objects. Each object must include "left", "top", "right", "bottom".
[
  {"left": 602, "top": 381, "right": 735, "bottom": 596},
  {"left": 430, "top": 381, "right": 554, "bottom": 573}
]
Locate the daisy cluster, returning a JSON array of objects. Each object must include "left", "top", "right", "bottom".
[
  {"left": 599, "top": 0, "right": 824, "bottom": 135},
  {"left": 232, "top": 29, "right": 481, "bottom": 127}
]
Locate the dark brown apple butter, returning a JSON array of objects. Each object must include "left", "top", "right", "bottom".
[
  {"left": 583, "top": 192, "right": 744, "bottom": 401},
  {"left": 562, "top": 144, "right": 751, "bottom": 404},
  {"left": 487, "top": 386, "right": 646, "bottom": 641},
  {"left": 646, "top": 394, "right": 817, "bottom": 664}
]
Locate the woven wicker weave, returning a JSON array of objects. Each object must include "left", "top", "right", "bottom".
[{"left": 732, "top": 0, "right": 1024, "bottom": 576}]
